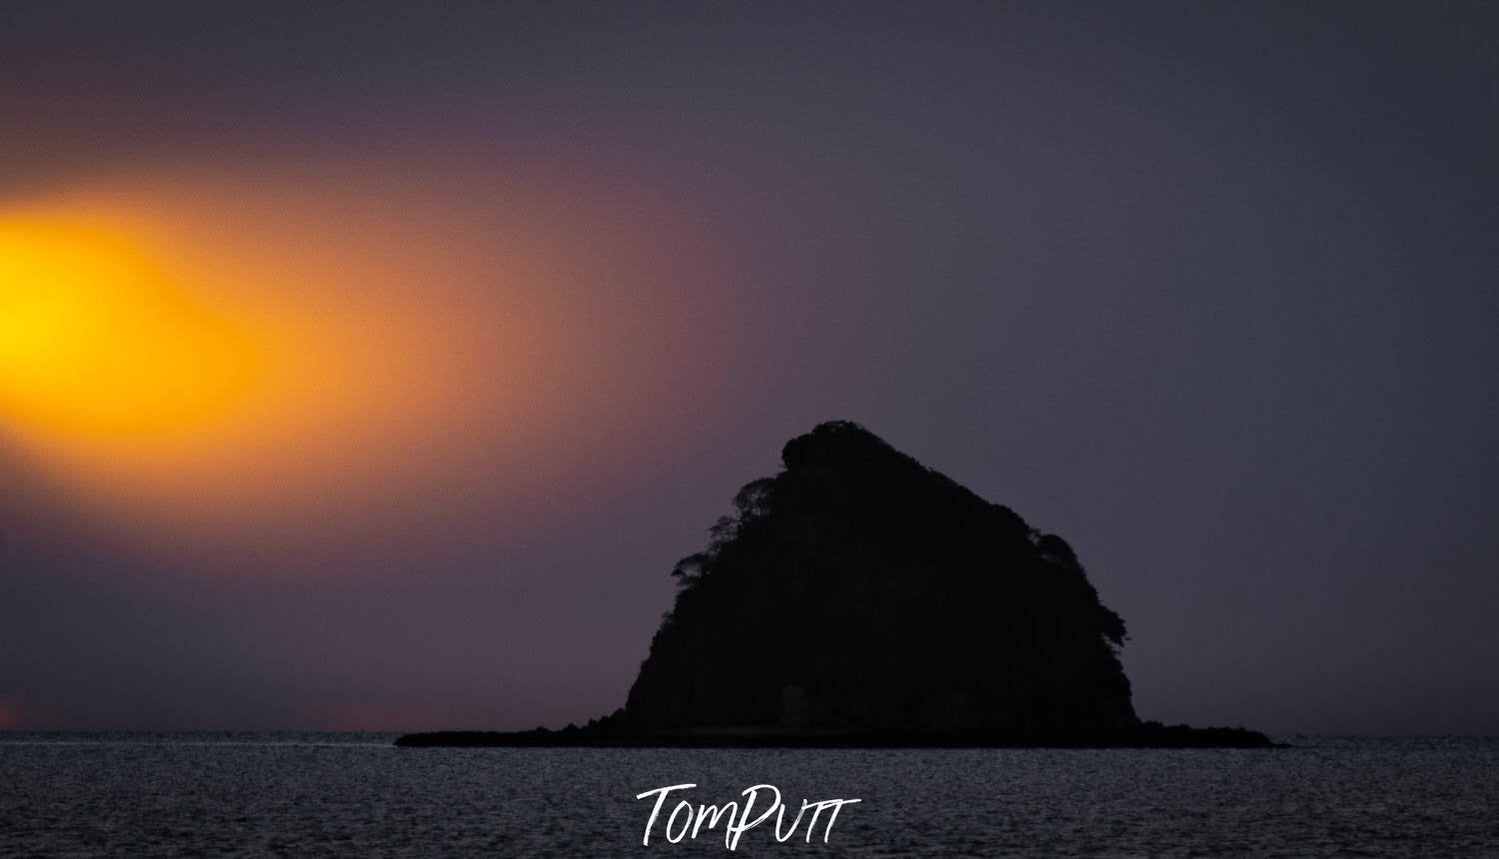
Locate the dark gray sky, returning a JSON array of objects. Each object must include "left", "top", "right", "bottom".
[{"left": 2, "top": 1, "right": 1496, "bottom": 734}]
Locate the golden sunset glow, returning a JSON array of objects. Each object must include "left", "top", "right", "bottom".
[
  {"left": 0, "top": 219, "right": 260, "bottom": 441},
  {"left": 0, "top": 177, "right": 609, "bottom": 531}
]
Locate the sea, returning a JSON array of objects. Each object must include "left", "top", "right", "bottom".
[{"left": 2, "top": 733, "right": 1496, "bottom": 856}]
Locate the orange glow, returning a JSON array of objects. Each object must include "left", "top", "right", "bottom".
[
  {"left": 0, "top": 167, "right": 726, "bottom": 568},
  {"left": 0, "top": 219, "right": 260, "bottom": 441},
  {"left": 0, "top": 175, "right": 604, "bottom": 537},
  {"left": 0, "top": 188, "right": 467, "bottom": 519}
]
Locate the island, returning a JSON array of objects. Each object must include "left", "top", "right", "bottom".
[{"left": 397, "top": 421, "right": 1274, "bottom": 749}]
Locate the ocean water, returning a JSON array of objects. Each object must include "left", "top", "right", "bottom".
[{"left": 2, "top": 734, "right": 1496, "bottom": 855}]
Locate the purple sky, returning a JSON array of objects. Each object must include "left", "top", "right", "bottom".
[{"left": 2, "top": 2, "right": 1497, "bottom": 734}]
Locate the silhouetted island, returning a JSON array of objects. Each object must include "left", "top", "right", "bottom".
[{"left": 398, "top": 421, "right": 1274, "bottom": 749}]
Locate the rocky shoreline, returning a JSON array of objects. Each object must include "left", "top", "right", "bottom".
[{"left": 395, "top": 721, "right": 1280, "bottom": 749}]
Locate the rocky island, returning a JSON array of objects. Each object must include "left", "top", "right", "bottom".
[{"left": 397, "top": 421, "right": 1273, "bottom": 749}]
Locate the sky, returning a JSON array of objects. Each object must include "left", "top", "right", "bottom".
[{"left": 1, "top": 1, "right": 1496, "bottom": 735}]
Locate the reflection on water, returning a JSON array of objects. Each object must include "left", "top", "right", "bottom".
[{"left": 1, "top": 734, "right": 1497, "bottom": 855}]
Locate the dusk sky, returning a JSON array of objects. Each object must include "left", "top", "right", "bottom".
[{"left": 2, "top": 2, "right": 1496, "bottom": 735}]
